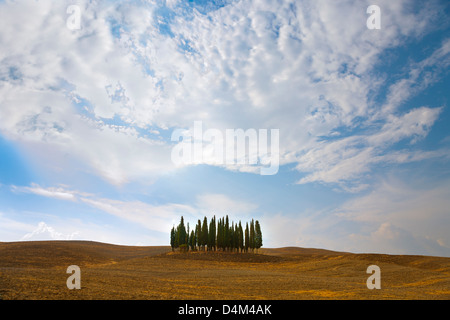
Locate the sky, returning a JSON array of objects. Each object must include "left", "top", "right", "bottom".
[{"left": 0, "top": 0, "right": 449, "bottom": 257}]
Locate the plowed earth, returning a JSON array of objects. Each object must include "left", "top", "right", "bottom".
[{"left": 1, "top": 241, "right": 449, "bottom": 299}]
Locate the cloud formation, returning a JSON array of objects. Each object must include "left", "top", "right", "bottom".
[
  {"left": 21, "top": 221, "right": 79, "bottom": 241},
  {"left": 0, "top": 0, "right": 447, "bottom": 189},
  {"left": 9, "top": 182, "right": 258, "bottom": 237}
]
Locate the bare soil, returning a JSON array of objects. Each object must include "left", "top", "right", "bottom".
[{"left": 1, "top": 241, "right": 449, "bottom": 300}]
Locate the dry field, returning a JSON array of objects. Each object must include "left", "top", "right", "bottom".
[{"left": 0, "top": 241, "right": 449, "bottom": 300}]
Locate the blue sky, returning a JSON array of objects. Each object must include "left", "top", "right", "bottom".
[{"left": 0, "top": 0, "right": 449, "bottom": 257}]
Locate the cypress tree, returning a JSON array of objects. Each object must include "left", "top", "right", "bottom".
[
  {"left": 236, "top": 223, "right": 240, "bottom": 252},
  {"left": 196, "top": 219, "right": 202, "bottom": 250},
  {"left": 210, "top": 216, "right": 216, "bottom": 251},
  {"left": 216, "top": 218, "right": 221, "bottom": 251},
  {"left": 238, "top": 221, "right": 244, "bottom": 253},
  {"left": 220, "top": 217, "right": 224, "bottom": 251},
  {"left": 244, "top": 222, "right": 249, "bottom": 253},
  {"left": 255, "top": 220, "right": 262, "bottom": 252},
  {"left": 230, "top": 222, "right": 234, "bottom": 252},
  {"left": 176, "top": 217, "right": 184, "bottom": 246},
  {"left": 219, "top": 217, "right": 223, "bottom": 251},
  {"left": 170, "top": 216, "right": 262, "bottom": 254},
  {"left": 170, "top": 226, "right": 176, "bottom": 251},
  {"left": 186, "top": 223, "right": 190, "bottom": 249},
  {"left": 189, "top": 230, "right": 196, "bottom": 251},
  {"left": 202, "top": 216, "right": 208, "bottom": 251},
  {"left": 178, "top": 216, "right": 187, "bottom": 252},
  {"left": 225, "top": 215, "right": 230, "bottom": 251},
  {"left": 249, "top": 219, "right": 255, "bottom": 252},
  {"left": 208, "top": 217, "right": 214, "bottom": 251}
]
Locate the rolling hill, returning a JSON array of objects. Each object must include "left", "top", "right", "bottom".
[{"left": 1, "top": 240, "right": 449, "bottom": 300}]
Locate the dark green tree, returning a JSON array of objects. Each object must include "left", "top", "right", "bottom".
[
  {"left": 244, "top": 222, "right": 249, "bottom": 252},
  {"left": 238, "top": 221, "right": 244, "bottom": 253},
  {"left": 177, "top": 216, "right": 187, "bottom": 250},
  {"left": 217, "top": 217, "right": 223, "bottom": 251},
  {"left": 201, "top": 216, "right": 208, "bottom": 251},
  {"left": 196, "top": 219, "right": 202, "bottom": 250},
  {"left": 249, "top": 219, "right": 255, "bottom": 252},
  {"left": 189, "top": 230, "right": 196, "bottom": 251},
  {"left": 255, "top": 220, "right": 262, "bottom": 252},
  {"left": 233, "top": 222, "right": 238, "bottom": 252},
  {"left": 225, "top": 215, "right": 230, "bottom": 251},
  {"left": 208, "top": 216, "right": 216, "bottom": 251},
  {"left": 170, "top": 226, "right": 176, "bottom": 251},
  {"left": 170, "top": 215, "right": 262, "bottom": 254}
]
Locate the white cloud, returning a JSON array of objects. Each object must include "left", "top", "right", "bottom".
[
  {"left": 256, "top": 174, "right": 450, "bottom": 256},
  {"left": 333, "top": 177, "right": 450, "bottom": 256},
  {"left": 79, "top": 197, "right": 194, "bottom": 233},
  {"left": 295, "top": 106, "right": 444, "bottom": 189},
  {"left": 9, "top": 181, "right": 193, "bottom": 233},
  {"left": 372, "top": 222, "right": 403, "bottom": 241},
  {"left": 0, "top": 0, "right": 447, "bottom": 190},
  {"left": 8, "top": 181, "right": 259, "bottom": 242},
  {"left": 380, "top": 38, "right": 450, "bottom": 116},
  {"left": 11, "top": 183, "right": 79, "bottom": 201},
  {"left": 0, "top": 211, "right": 160, "bottom": 245},
  {"left": 21, "top": 221, "right": 79, "bottom": 241},
  {"left": 78, "top": 192, "right": 259, "bottom": 234},
  {"left": 0, "top": 0, "right": 174, "bottom": 185}
]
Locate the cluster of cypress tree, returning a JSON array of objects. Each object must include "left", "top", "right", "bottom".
[{"left": 170, "top": 215, "right": 262, "bottom": 253}]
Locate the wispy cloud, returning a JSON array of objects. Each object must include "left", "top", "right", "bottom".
[
  {"left": 79, "top": 197, "right": 193, "bottom": 232},
  {"left": 11, "top": 183, "right": 79, "bottom": 201},
  {"left": 9, "top": 182, "right": 257, "bottom": 235},
  {"left": 80, "top": 193, "right": 258, "bottom": 232}
]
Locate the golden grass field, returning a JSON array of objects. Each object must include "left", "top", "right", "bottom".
[{"left": 0, "top": 240, "right": 449, "bottom": 300}]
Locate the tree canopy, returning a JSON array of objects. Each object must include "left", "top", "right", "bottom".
[{"left": 170, "top": 215, "right": 262, "bottom": 253}]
